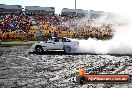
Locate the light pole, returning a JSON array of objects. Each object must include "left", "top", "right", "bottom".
[
  {"left": 75, "top": 0, "right": 76, "bottom": 10},
  {"left": 75, "top": 0, "right": 77, "bottom": 16},
  {"left": 75, "top": 0, "right": 77, "bottom": 32}
]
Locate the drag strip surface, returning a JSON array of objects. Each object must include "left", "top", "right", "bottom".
[{"left": 0, "top": 46, "right": 132, "bottom": 88}]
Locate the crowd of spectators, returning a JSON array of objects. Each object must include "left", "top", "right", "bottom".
[
  {"left": 0, "top": 13, "right": 31, "bottom": 32},
  {"left": 0, "top": 13, "right": 35, "bottom": 39},
  {"left": 34, "top": 13, "right": 115, "bottom": 39},
  {"left": 0, "top": 12, "right": 115, "bottom": 40}
]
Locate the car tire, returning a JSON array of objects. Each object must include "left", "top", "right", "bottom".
[
  {"left": 35, "top": 45, "right": 44, "bottom": 53},
  {"left": 64, "top": 46, "right": 71, "bottom": 53}
]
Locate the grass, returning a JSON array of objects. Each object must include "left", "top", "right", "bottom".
[{"left": 2, "top": 41, "right": 38, "bottom": 45}]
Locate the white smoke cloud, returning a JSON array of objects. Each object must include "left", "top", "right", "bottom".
[{"left": 74, "top": 13, "right": 132, "bottom": 55}]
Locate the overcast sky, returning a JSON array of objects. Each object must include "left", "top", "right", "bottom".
[{"left": 0, "top": 0, "right": 132, "bottom": 14}]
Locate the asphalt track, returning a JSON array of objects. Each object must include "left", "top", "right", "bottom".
[{"left": 1, "top": 46, "right": 132, "bottom": 88}]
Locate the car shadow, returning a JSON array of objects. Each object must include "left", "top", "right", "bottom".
[
  {"left": 28, "top": 51, "right": 132, "bottom": 56},
  {"left": 28, "top": 51, "right": 88, "bottom": 55}
]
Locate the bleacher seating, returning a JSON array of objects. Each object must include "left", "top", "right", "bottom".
[{"left": 0, "top": 10, "right": 115, "bottom": 40}]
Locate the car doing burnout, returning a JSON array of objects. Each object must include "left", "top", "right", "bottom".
[{"left": 30, "top": 37, "right": 79, "bottom": 53}]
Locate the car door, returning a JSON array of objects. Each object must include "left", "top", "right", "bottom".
[
  {"left": 62, "top": 38, "right": 72, "bottom": 46},
  {"left": 46, "top": 41, "right": 56, "bottom": 50},
  {"left": 53, "top": 38, "right": 63, "bottom": 50},
  {"left": 40, "top": 40, "right": 56, "bottom": 50}
]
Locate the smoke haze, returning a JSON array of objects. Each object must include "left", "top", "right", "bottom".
[{"left": 74, "top": 13, "right": 132, "bottom": 55}]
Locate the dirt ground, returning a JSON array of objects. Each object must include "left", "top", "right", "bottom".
[{"left": 0, "top": 46, "right": 132, "bottom": 88}]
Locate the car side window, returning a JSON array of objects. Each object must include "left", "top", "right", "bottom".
[
  {"left": 66, "top": 39, "right": 71, "bottom": 42},
  {"left": 54, "top": 38, "right": 59, "bottom": 42},
  {"left": 62, "top": 38, "right": 66, "bottom": 42},
  {"left": 62, "top": 38, "right": 71, "bottom": 42}
]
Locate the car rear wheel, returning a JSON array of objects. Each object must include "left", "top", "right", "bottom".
[
  {"left": 64, "top": 46, "right": 71, "bottom": 53},
  {"left": 35, "top": 46, "right": 44, "bottom": 53}
]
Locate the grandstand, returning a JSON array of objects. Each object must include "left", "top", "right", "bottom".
[
  {"left": 88, "top": 10, "right": 106, "bottom": 19},
  {"left": 61, "top": 8, "right": 88, "bottom": 17},
  {"left": 0, "top": 4, "right": 115, "bottom": 41},
  {"left": 0, "top": 4, "right": 22, "bottom": 13},
  {"left": 25, "top": 6, "right": 55, "bottom": 15}
]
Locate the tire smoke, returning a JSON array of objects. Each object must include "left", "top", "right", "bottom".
[{"left": 74, "top": 13, "right": 132, "bottom": 55}]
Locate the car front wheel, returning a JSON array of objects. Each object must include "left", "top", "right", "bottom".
[{"left": 35, "top": 46, "right": 44, "bottom": 53}]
